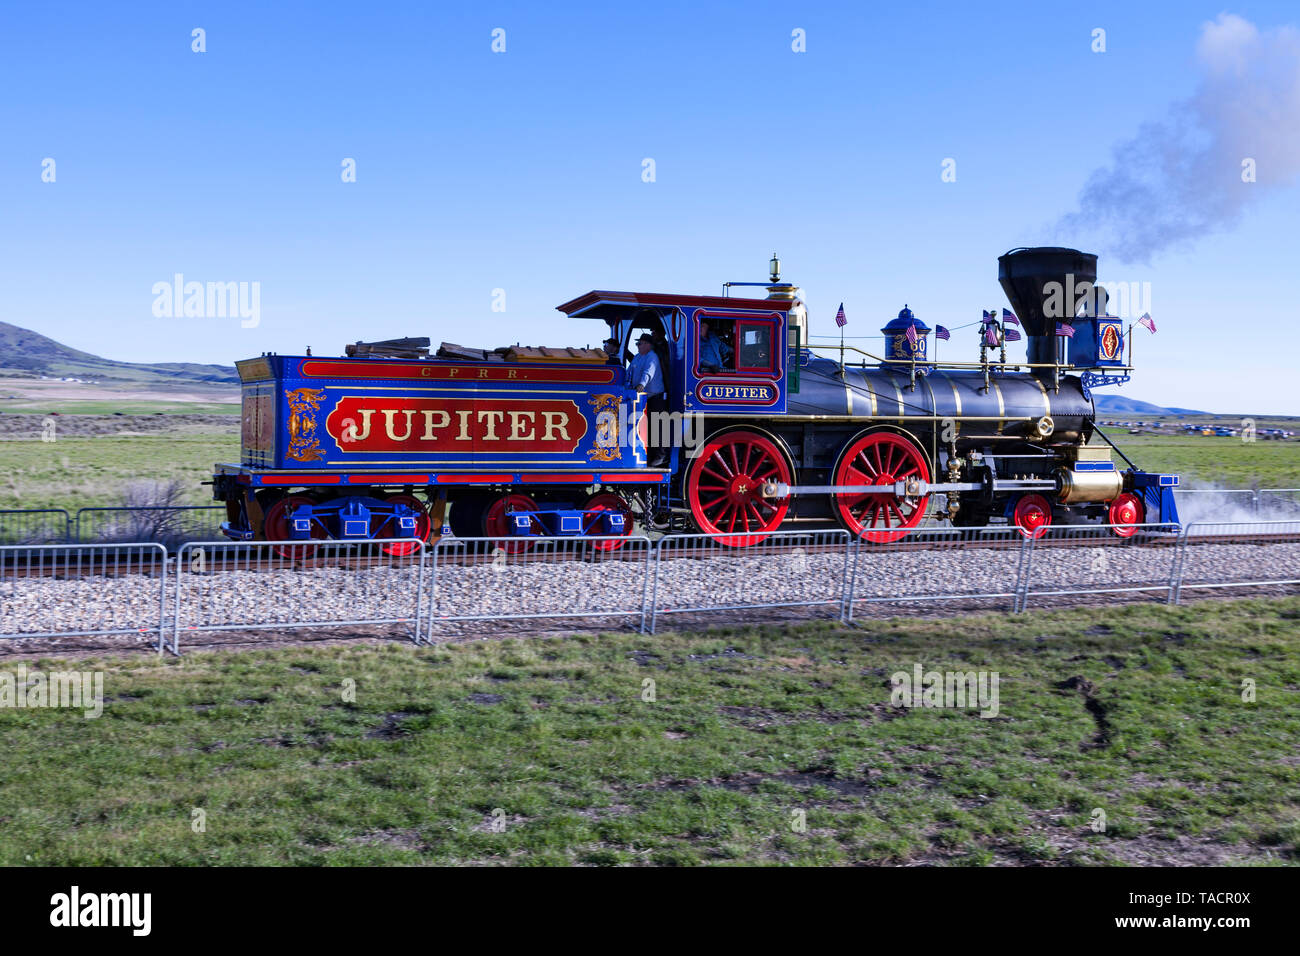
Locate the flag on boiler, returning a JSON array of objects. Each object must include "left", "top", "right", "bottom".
[
  {"left": 1139, "top": 313, "right": 1157, "bottom": 333},
  {"left": 905, "top": 323, "right": 918, "bottom": 347},
  {"left": 1004, "top": 327, "right": 1021, "bottom": 342},
  {"left": 935, "top": 325, "right": 950, "bottom": 341},
  {"left": 1056, "top": 323, "right": 1075, "bottom": 338},
  {"left": 984, "top": 325, "right": 1000, "bottom": 347},
  {"left": 1001, "top": 308, "right": 1019, "bottom": 326},
  {"left": 835, "top": 302, "right": 847, "bottom": 328}
]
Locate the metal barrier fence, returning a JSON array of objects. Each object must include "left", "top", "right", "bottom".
[
  {"left": 844, "top": 525, "right": 1029, "bottom": 617},
  {"left": 77, "top": 506, "right": 226, "bottom": 547},
  {"left": 0, "top": 543, "right": 169, "bottom": 649},
  {"left": 1016, "top": 522, "right": 1183, "bottom": 610},
  {"left": 426, "top": 535, "right": 653, "bottom": 641},
  {"left": 649, "top": 529, "right": 852, "bottom": 634},
  {"left": 1, "top": 521, "right": 1298, "bottom": 653},
  {"left": 172, "top": 539, "right": 426, "bottom": 655},
  {"left": 0, "top": 509, "right": 72, "bottom": 545},
  {"left": 1258, "top": 489, "right": 1300, "bottom": 516},
  {"left": 1171, "top": 520, "right": 1300, "bottom": 603}
]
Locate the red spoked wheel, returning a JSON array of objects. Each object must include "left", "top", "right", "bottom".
[
  {"left": 263, "top": 494, "right": 328, "bottom": 560},
  {"left": 1108, "top": 492, "right": 1145, "bottom": 538},
  {"left": 686, "top": 430, "right": 791, "bottom": 547},
  {"left": 832, "top": 432, "right": 931, "bottom": 543},
  {"left": 581, "top": 492, "right": 634, "bottom": 551},
  {"left": 484, "top": 492, "right": 540, "bottom": 554},
  {"left": 1012, "top": 493, "right": 1053, "bottom": 539},
  {"left": 371, "top": 494, "right": 432, "bottom": 556}
]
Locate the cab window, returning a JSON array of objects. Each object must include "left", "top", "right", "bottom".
[
  {"left": 736, "top": 321, "right": 773, "bottom": 372},
  {"left": 696, "top": 318, "right": 733, "bottom": 373}
]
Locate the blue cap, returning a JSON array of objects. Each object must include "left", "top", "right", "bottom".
[{"left": 880, "top": 305, "right": 931, "bottom": 335}]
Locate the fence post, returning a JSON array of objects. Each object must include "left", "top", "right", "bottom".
[
  {"left": 648, "top": 539, "right": 665, "bottom": 635},
  {"left": 636, "top": 539, "right": 652, "bottom": 635},
  {"left": 1175, "top": 522, "right": 1185, "bottom": 606},
  {"left": 1013, "top": 532, "right": 1034, "bottom": 613},
  {"left": 411, "top": 543, "right": 426, "bottom": 646},
  {"left": 423, "top": 539, "right": 440, "bottom": 646},
  {"left": 841, "top": 534, "right": 859, "bottom": 623},
  {"left": 1169, "top": 522, "right": 1194, "bottom": 605},
  {"left": 154, "top": 545, "right": 167, "bottom": 654},
  {"left": 172, "top": 543, "right": 187, "bottom": 655}
]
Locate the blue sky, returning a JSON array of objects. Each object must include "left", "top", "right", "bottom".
[{"left": 2, "top": 1, "right": 1298, "bottom": 413}]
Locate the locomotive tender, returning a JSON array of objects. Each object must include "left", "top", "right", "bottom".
[{"left": 213, "top": 247, "right": 1179, "bottom": 548}]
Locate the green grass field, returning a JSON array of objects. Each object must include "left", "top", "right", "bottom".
[
  {"left": 0, "top": 433, "right": 239, "bottom": 511},
  {"left": 2, "top": 598, "right": 1296, "bottom": 866},
  {"left": 0, "top": 401, "right": 239, "bottom": 416},
  {"left": 1098, "top": 429, "right": 1300, "bottom": 488}
]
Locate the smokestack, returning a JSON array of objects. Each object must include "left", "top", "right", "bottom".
[{"left": 997, "top": 247, "right": 1097, "bottom": 365}]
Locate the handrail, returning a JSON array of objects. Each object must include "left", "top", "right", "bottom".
[{"left": 801, "top": 343, "right": 1134, "bottom": 374}]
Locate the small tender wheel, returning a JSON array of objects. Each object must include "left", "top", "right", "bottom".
[
  {"left": 483, "top": 492, "right": 540, "bottom": 554},
  {"left": 448, "top": 491, "right": 489, "bottom": 539},
  {"left": 832, "top": 431, "right": 931, "bottom": 543},
  {"left": 1012, "top": 493, "right": 1053, "bottom": 539},
  {"left": 582, "top": 492, "right": 634, "bottom": 551},
  {"left": 1108, "top": 492, "right": 1145, "bottom": 538},
  {"left": 373, "top": 493, "right": 431, "bottom": 556},
  {"left": 685, "top": 430, "right": 791, "bottom": 547},
  {"left": 263, "top": 494, "right": 328, "bottom": 560}
]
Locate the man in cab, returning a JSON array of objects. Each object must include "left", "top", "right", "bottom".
[
  {"left": 627, "top": 333, "right": 668, "bottom": 467},
  {"left": 698, "top": 319, "right": 732, "bottom": 372}
]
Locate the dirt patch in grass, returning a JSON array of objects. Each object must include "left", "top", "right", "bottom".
[
  {"left": 366, "top": 712, "right": 415, "bottom": 739},
  {"left": 1054, "top": 675, "right": 1113, "bottom": 749}
]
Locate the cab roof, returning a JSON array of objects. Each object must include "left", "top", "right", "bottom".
[{"left": 557, "top": 290, "right": 793, "bottom": 320}]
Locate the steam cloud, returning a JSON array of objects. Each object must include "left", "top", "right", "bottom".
[{"left": 1058, "top": 14, "right": 1300, "bottom": 263}]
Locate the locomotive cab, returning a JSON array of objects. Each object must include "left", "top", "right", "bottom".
[{"left": 557, "top": 290, "right": 795, "bottom": 418}]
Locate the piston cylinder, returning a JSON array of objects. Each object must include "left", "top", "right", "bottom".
[{"left": 1054, "top": 466, "right": 1123, "bottom": 504}]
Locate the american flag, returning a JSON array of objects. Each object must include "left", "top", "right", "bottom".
[
  {"left": 1139, "top": 313, "right": 1157, "bottom": 333},
  {"left": 935, "top": 325, "right": 950, "bottom": 341},
  {"left": 1001, "top": 308, "right": 1019, "bottom": 326},
  {"left": 1004, "top": 327, "right": 1021, "bottom": 342},
  {"left": 905, "top": 323, "right": 918, "bottom": 347},
  {"left": 984, "top": 325, "right": 1000, "bottom": 347},
  {"left": 982, "top": 310, "right": 994, "bottom": 325},
  {"left": 1056, "top": 323, "right": 1075, "bottom": 338},
  {"left": 835, "top": 302, "right": 847, "bottom": 328}
]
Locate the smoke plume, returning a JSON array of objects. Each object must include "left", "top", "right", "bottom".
[{"left": 1058, "top": 14, "right": 1300, "bottom": 263}]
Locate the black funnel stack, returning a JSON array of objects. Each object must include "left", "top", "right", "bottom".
[{"left": 998, "top": 247, "right": 1097, "bottom": 365}]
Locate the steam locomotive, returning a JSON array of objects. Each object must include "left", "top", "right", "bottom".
[{"left": 212, "top": 247, "right": 1179, "bottom": 548}]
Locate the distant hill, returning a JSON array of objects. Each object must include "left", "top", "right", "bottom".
[
  {"left": 1092, "top": 394, "right": 1208, "bottom": 416},
  {"left": 0, "top": 321, "right": 238, "bottom": 386}
]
